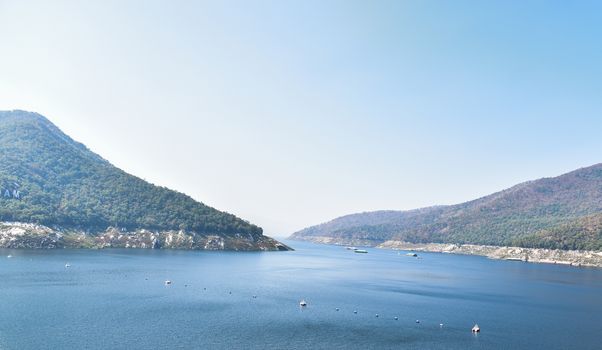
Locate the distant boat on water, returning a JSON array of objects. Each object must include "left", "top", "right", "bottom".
[
  {"left": 354, "top": 249, "right": 368, "bottom": 254},
  {"left": 299, "top": 299, "right": 307, "bottom": 307},
  {"left": 406, "top": 252, "right": 418, "bottom": 257},
  {"left": 472, "top": 324, "right": 480, "bottom": 333}
]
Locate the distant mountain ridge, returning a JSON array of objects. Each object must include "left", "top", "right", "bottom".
[
  {"left": 0, "top": 110, "right": 288, "bottom": 250},
  {"left": 291, "top": 164, "right": 602, "bottom": 251}
]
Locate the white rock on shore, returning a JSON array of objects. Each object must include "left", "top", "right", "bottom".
[{"left": 378, "top": 240, "right": 602, "bottom": 267}]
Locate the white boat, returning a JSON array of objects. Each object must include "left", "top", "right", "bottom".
[
  {"left": 406, "top": 252, "right": 418, "bottom": 257},
  {"left": 472, "top": 324, "right": 480, "bottom": 333},
  {"left": 7, "top": 254, "right": 12, "bottom": 258},
  {"left": 354, "top": 249, "right": 368, "bottom": 254},
  {"left": 346, "top": 247, "right": 357, "bottom": 250},
  {"left": 299, "top": 299, "right": 307, "bottom": 307},
  {"left": 65, "top": 263, "right": 71, "bottom": 268},
  {"left": 164, "top": 280, "right": 172, "bottom": 285}
]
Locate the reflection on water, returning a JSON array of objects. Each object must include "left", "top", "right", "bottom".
[{"left": 0, "top": 241, "right": 601, "bottom": 350}]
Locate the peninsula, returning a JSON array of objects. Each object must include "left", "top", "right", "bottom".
[{"left": 0, "top": 110, "right": 289, "bottom": 251}]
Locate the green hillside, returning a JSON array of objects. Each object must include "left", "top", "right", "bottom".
[
  {"left": 0, "top": 110, "right": 262, "bottom": 237},
  {"left": 291, "top": 164, "right": 602, "bottom": 250}
]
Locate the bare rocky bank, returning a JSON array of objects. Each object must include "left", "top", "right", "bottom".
[
  {"left": 0, "top": 222, "right": 291, "bottom": 251},
  {"left": 293, "top": 236, "right": 602, "bottom": 267}
]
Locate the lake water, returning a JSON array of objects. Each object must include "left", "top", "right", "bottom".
[{"left": 0, "top": 241, "right": 601, "bottom": 349}]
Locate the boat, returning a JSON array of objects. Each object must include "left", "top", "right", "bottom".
[
  {"left": 299, "top": 299, "right": 307, "bottom": 307},
  {"left": 472, "top": 324, "right": 480, "bottom": 333},
  {"left": 406, "top": 252, "right": 418, "bottom": 257},
  {"left": 354, "top": 249, "right": 368, "bottom": 254},
  {"left": 65, "top": 263, "right": 71, "bottom": 268},
  {"left": 7, "top": 254, "right": 12, "bottom": 258},
  {"left": 164, "top": 280, "right": 172, "bottom": 285},
  {"left": 346, "top": 247, "right": 357, "bottom": 250}
]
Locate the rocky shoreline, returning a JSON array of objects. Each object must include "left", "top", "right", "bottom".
[
  {"left": 0, "top": 222, "right": 291, "bottom": 251},
  {"left": 293, "top": 236, "right": 602, "bottom": 267}
]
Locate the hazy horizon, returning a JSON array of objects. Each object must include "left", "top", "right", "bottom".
[{"left": 2, "top": 0, "right": 601, "bottom": 237}]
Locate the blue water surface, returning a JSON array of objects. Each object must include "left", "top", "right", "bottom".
[{"left": 0, "top": 241, "right": 600, "bottom": 349}]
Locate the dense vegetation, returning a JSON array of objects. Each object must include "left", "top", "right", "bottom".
[
  {"left": 292, "top": 164, "right": 602, "bottom": 250},
  {"left": 0, "top": 110, "right": 262, "bottom": 236}
]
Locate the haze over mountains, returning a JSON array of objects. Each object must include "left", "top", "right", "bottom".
[
  {"left": 291, "top": 164, "right": 602, "bottom": 251},
  {"left": 0, "top": 110, "right": 288, "bottom": 250}
]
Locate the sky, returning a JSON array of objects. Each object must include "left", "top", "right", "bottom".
[{"left": 1, "top": 0, "right": 601, "bottom": 237}]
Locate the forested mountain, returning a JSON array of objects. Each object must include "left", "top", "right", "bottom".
[
  {"left": 291, "top": 164, "right": 602, "bottom": 251},
  {"left": 0, "top": 110, "right": 287, "bottom": 250}
]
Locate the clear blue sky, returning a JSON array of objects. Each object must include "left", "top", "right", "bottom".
[{"left": 1, "top": 0, "right": 601, "bottom": 237}]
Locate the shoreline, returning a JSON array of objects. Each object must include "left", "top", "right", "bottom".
[
  {"left": 0, "top": 222, "right": 292, "bottom": 251},
  {"left": 291, "top": 236, "right": 602, "bottom": 267}
]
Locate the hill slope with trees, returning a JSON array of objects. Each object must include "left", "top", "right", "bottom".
[
  {"left": 0, "top": 110, "right": 288, "bottom": 250},
  {"left": 291, "top": 164, "right": 602, "bottom": 251}
]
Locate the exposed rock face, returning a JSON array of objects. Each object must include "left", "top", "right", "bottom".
[
  {"left": 0, "top": 222, "right": 291, "bottom": 251},
  {"left": 379, "top": 241, "right": 602, "bottom": 267},
  {"left": 291, "top": 235, "right": 602, "bottom": 267}
]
